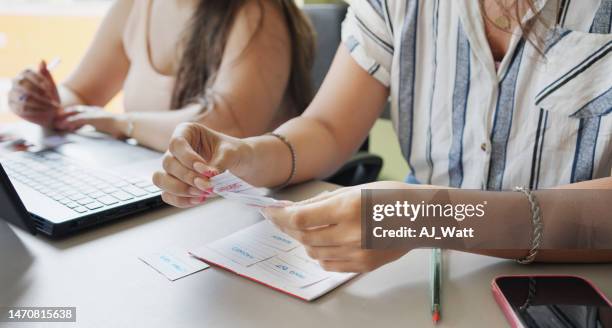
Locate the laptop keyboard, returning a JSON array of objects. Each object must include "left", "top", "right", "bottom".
[{"left": 1, "top": 151, "right": 161, "bottom": 214}]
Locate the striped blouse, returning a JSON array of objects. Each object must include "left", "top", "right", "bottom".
[{"left": 342, "top": 0, "right": 612, "bottom": 190}]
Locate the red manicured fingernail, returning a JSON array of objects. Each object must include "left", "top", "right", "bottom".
[
  {"left": 199, "top": 194, "right": 208, "bottom": 203},
  {"left": 203, "top": 170, "right": 217, "bottom": 178},
  {"left": 205, "top": 187, "right": 213, "bottom": 193}
]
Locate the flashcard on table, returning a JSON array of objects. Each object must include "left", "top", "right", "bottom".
[
  {"left": 277, "top": 251, "right": 323, "bottom": 274},
  {"left": 207, "top": 233, "right": 280, "bottom": 267},
  {"left": 190, "top": 221, "right": 357, "bottom": 301},
  {"left": 258, "top": 256, "right": 329, "bottom": 288},
  {"left": 235, "top": 220, "right": 298, "bottom": 252},
  {"left": 286, "top": 245, "right": 319, "bottom": 265},
  {"left": 139, "top": 246, "right": 209, "bottom": 281},
  {"left": 210, "top": 170, "right": 286, "bottom": 208}
]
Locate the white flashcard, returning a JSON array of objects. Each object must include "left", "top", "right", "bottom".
[
  {"left": 42, "top": 135, "right": 70, "bottom": 148},
  {"left": 210, "top": 170, "right": 287, "bottom": 208},
  {"left": 220, "top": 191, "right": 282, "bottom": 208},
  {"left": 276, "top": 251, "right": 327, "bottom": 278},
  {"left": 206, "top": 234, "right": 279, "bottom": 267},
  {"left": 258, "top": 257, "right": 329, "bottom": 288},
  {"left": 139, "top": 246, "right": 209, "bottom": 281},
  {"left": 287, "top": 246, "right": 320, "bottom": 266},
  {"left": 236, "top": 220, "right": 298, "bottom": 252},
  {"left": 211, "top": 170, "right": 262, "bottom": 195}
]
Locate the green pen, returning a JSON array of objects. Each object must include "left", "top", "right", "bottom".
[{"left": 430, "top": 248, "right": 442, "bottom": 324}]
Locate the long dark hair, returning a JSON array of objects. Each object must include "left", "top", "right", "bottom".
[{"left": 170, "top": 0, "right": 315, "bottom": 115}]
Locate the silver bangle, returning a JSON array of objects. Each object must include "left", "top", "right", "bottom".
[
  {"left": 125, "top": 117, "right": 134, "bottom": 138},
  {"left": 514, "top": 186, "right": 543, "bottom": 264},
  {"left": 266, "top": 132, "right": 295, "bottom": 190}
]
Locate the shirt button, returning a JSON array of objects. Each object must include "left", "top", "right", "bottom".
[{"left": 480, "top": 143, "right": 488, "bottom": 152}]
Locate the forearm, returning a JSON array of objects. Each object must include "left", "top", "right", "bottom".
[
  {"left": 369, "top": 180, "right": 612, "bottom": 262},
  {"left": 124, "top": 105, "right": 201, "bottom": 152},
  {"left": 244, "top": 115, "right": 352, "bottom": 187},
  {"left": 448, "top": 188, "right": 612, "bottom": 262},
  {"left": 239, "top": 46, "right": 389, "bottom": 188},
  {"left": 193, "top": 96, "right": 262, "bottom": 138},
  {"left": 126, "top": 96, "right": 273, "bottom": 152},
  {"left": 58, "top": 85, "right": 86, "bottom": 108}
]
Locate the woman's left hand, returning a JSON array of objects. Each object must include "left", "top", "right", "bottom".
[
  {"left": 55, "top": 105, "right": 129, "bottom": 138},
  {"left": 262, "top": 185, "right": 409, "bottom": 273}
]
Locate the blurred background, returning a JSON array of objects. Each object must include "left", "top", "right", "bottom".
[{"left": 0, "top": 0, "right": 408, "bottom": 181}]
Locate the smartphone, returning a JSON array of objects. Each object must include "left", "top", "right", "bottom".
[{"left": 492, "top": 275, "right": 612, "bottom": 328}]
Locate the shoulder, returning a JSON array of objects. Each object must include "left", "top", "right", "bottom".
[
  {"left": 113, "top": 0, "right": 138, "bottom": 50},
  {"left": 107, "top": 0, "right": 136, "bottom": 21},
  {"left": 230, "top": 0, "right": 291, "bottom": 44},
  {"left": 347, "top": 0, "right": 407, "bottom": 36},
  {"left": 236, "top": 0, "right": 288, "bottom": 30},
  {"left": 101, "top": 0, "right": 137, "bottom": 36}
]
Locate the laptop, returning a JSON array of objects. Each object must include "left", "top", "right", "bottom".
[{"left": 0, "top": 124, "right": 164, "bottom": 238}]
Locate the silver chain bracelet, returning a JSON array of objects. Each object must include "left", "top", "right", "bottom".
[
  {"left": 519, "top": 277, "right": 537, "bottom": 311},
  {"left": 514, "top": 186, "right": 543, "bottom": 264}
]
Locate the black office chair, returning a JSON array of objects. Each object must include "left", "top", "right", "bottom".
[{"left": 304, "top": 4, "right": 383, "bottom": 186}]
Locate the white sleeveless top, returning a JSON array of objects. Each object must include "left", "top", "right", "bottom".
[{"left": 122, "top": 0, "right": 175, "bottom": 112}]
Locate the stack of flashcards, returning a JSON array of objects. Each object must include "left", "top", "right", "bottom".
[
  {"left": 192, "top": 171, "right": 356, "bottom": 300},
  {"left": 210, "top": 171, "right": 286, "bottom": 208},
  {"left": 190, "top": 222, "right": 356, "bottom": 301}
]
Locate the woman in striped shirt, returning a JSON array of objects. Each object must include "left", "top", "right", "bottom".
[{"left": 155, "top": 0, "right": 612, "bottom": 271}]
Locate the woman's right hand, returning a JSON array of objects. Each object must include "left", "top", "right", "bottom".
[
  {"left": 8, "top": 61, "right": 61, "bottom": 128},
  {"left": 152, "top": 122, "right": 255, "bottom": 208}
]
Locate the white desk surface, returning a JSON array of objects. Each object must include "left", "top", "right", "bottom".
[{"left": 1, "top": 181, "right": 611, "bottom": 328}]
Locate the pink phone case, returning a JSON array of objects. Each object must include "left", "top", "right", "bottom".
[{"left": 491, "top": 274, "right": 612, "bottom": 328}]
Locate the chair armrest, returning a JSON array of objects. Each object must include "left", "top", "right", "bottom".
[{"left": 325, "top": 151, "right": 383, "bottom": 186}]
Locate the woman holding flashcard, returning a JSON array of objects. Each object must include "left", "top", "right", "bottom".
[{"left": 154, "top": 0, "right": 612, "bottom": 270}]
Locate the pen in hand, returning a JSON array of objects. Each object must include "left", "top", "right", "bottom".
[
  {"left": 19, "top": 57, "right": 62, "bottom": 106},
  {"left": 46, "top": 57, "right": 61, "bottom": 71},
  {"left": 42, "top": 57, "right": 61, "bottom": 107}
]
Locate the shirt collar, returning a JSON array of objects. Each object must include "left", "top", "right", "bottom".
[{"left": 456, "top": 0, "right": 553, "bottom": 81}]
